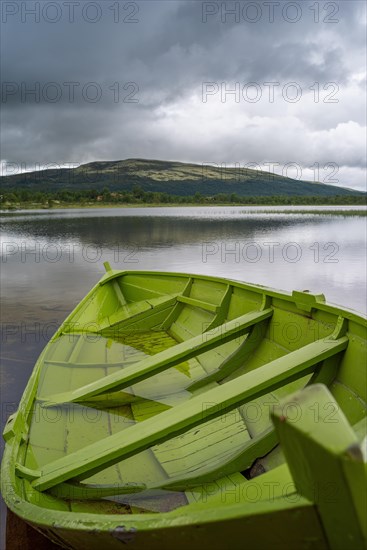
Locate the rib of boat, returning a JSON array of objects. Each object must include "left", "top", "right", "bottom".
[{"left": 1, "top": 265, "right": 366, "bottom": 549}]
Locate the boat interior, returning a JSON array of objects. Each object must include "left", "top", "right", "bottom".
[{"left": 8, "top": 270, "right": 366, "bottom": 516}]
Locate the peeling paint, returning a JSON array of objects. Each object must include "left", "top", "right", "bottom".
[{"left": 111, "top": 525, "right": 137, "bottom": 544}]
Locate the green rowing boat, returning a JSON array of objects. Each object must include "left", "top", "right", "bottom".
[{"left": 1, "top": 265, "right": 366, "bottom": 549}]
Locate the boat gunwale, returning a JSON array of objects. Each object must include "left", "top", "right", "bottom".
[
  {"left": 99, "top": 269, "right": 367, "bottom": 325},
  {"left": 2, "top": 436, "right": 313, "bottom": 533}
]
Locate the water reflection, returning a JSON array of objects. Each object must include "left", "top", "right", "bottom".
[
  {"left": 1, "top": 206, "right": 366, "bottom": 407},
  {"left": 1, "top": 207, "right": 365, "bottom": 315}
]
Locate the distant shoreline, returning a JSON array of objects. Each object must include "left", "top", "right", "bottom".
[{"left": 1, "top": 202, "right": 366, "bottom": 216}]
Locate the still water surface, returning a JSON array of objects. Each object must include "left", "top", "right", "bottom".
[
  {"left": 1, "top": 205, "right": 366, "bottom": 403},
  {"left": 0, "top": 206, "right": 366, "bottom": 544}
]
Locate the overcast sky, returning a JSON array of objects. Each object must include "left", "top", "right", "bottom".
[{"left": 1, "top": 0, "right": 366, "bottom": 189}]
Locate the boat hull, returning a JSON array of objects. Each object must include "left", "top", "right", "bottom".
[
  {"left": 2, "top": 270, "right": 366, "bottom": 549},
  {"left": 3, "top": 434, "right": 328, "bottom": 550}
]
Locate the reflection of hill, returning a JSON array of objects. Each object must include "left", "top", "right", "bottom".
[
  {"left": 1, "top": 158, "right": 363, "bottom": 196},
  {"left": 1, "top": 211, "right": 345, "bottom": 248}
]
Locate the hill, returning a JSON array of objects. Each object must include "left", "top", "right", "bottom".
[{"left": 0, "top": 158, "right": 363, "bottom": 197}]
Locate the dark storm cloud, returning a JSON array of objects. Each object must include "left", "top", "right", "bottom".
[{"left": 0, "top": 0, "right": 366, "bottom": 189}]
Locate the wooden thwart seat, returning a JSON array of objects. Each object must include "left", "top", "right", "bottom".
[
  {"left": 42, "top": 308, "right": 273, "bottom": 406},
  {"left": 176, "top": 295, "right": 220, "bottom": 313},
  {"left": 26, "top": 335, "right": 348, "bottom": 492}
]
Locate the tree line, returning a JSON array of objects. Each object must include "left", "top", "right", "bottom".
[{"left": 1, "top": 186, "right": 365, "bottom": 206}]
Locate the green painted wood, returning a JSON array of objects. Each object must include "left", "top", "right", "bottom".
[
  {"left": 104, "top": 295, "right": 178, "bottom": 330},
  {"left": 152, "top": 409, "right": 250, "bottom": 480},
  {"left": 31, "top": 335, "right": 348, "bottom": 491},
  {"left": 336, "top": 332, "right": 367, "bottom": 403},
  {"left": 43, "top": 360, "right": 127, "bottom": 369},
  {"left": 160, "top": 279, "right": 192, "bottom": 330},
  {"left": 49, "top": 481, "right": 146, "bottom": 500},
  {"left": 3, "top": 414, "right": 18, "bottom": 443},
  {"left": 271, "top": 384, "right": 366, "bottom": 550},
  {"left": 188, "top": 318, "right": 270, "bottom": 391},
  {"left": 112, "top": 280, "right": 126, "bottom": 306},
  {"left": 308, "top": 355, "right": 341, "bottom": 386},
  {"left": 67, "top": 334, "right": 85, "bottom": 363},
  {"left": 98, "top": 270, "right": 127, "bottom": 286},
  {"left": 292, "top": 290, "right": 326, "bottom": 312},
  {"left": 15, "top": 463, "right": 41, "bottom": 481},
  {"left": 204, "top": 285, "right": 232, "bottom": 330},
  {"left": 42, "top": 308, "right": 273, "bottom": 406},
  {"left": 159, "top": 427, "right": 278, "bottom": 490},
  {"left": 176, "top": 295, "right": 220, "bottom": 313},
  {"left": 3, "top": 269, "right": 367, "bottom": 548}
]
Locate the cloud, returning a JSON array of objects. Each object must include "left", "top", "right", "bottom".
[{"left": 1, "top": 0, "right": 366, "bottom": 190}]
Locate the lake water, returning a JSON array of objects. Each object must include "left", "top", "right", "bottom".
[{"left": 0, "top": 205, "right": 366, "bottom": 545}]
